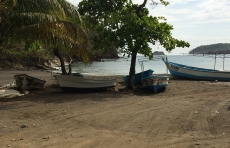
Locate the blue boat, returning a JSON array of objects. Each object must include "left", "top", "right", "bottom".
[
  {"left": 163, "top": 59, "right": 230, "bottom": 81},
  {"left": 141, "top": 75, "right": 169, "bottom": 93},
  {"left": 123, "top": 69, "right": 154, "bottom": 84}
]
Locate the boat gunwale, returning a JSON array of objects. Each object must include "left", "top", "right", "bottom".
[
  {"left": 14, "top": 74, "right": 46, "bottom": 82},
  {"left": 167, "top": 61, "right": 230, "bottom": 73},
  {"left": 53, "top": 74, "right": 116, "bottom": 82},
  {"left": 141, "top": 75, "right": 169, "bottom": 80}
]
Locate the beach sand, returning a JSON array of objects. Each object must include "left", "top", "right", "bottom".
[{"left": 0, "top": 70, "right": 230, "bottom": 148}]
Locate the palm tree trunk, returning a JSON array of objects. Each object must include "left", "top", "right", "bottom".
[
  {"left": 68, "top": 64, "right": 72, "bottom": 74},
  {"left": 67, "top": 56, "right": 73, "bottom": 75},
  {"left": 0, "top": 42, "right": 2, "bottom": 52},
  {"left": 53, "top": 48, "right": 67, "bottom": 75}
]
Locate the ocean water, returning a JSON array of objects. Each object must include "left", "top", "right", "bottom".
[{"left": 68, "top": 55, "right": 230, "bottom": 76}]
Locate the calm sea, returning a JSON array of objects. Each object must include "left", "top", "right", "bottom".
[{"left": 65, "top": 55, "right": 230, "bottom": 76}]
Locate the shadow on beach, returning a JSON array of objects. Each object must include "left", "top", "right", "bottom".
[{"left": 0, "top": 79, "right": 168, "bottom": 106}]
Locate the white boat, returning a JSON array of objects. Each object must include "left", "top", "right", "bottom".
[
  {"left": 163, "top": 59, "right": 230, "bottom": 81},
  {"left": 141, "top": 75, "right": 169, "bottom": 93},
  {"left": 14, "top": 74, "right": 46, "bottom": 91},
  {"left": 53, "top": 74, "right": 116, "bottom": 93}
]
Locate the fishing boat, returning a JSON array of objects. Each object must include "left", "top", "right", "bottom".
[
  {"left": 123, "top": 69, "right": 154, "bottom": 84},
  {"left": 53, "top": 74, "right": 116, "bottom": 93},
  {"left": 163, "top": 58, "right": 230, "bottom": 81},
  {"left": 141, "top": 75, "right": 169, "bottom": 93},
  {"left": 137, "top": 57, "right": 169, "bottom": 93},
  {"left": 14, "top": 74, "right": 46, "bottom": 91}
]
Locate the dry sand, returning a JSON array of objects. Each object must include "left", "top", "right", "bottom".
[{"left": 0, "top": 70, "right": 230, "bottom": 148}]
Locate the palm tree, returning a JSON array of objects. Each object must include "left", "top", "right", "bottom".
[{"left": 0, "top": 0, "right": 90, "bottom": 74}]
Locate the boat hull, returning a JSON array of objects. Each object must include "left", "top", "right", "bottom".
[
  {"left": 141, "top": 75, "right": 169, "bottom": 93},
  {"left": 164, "top": 61, "right": 230, "bottom": 81},
  {"left": 14, "top": 74, "right": 46, "bottom": 91},
  {"left": 0, "top": 89, "right": 24, "bottom": 99},
  {"left": 53, "top": 75, "right": 116, "bottom": 93},
  {"left": 123, "top": 69, "right": 154, "bottom": 84}
]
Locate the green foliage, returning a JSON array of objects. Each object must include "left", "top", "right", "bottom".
[
  {"left": 25, "top": 42, "right": 42, "bottom": 52},
  {"left": 159, "top": 0, "right": 170, "bottom": 6},
  {"left": 79, "top": 0, "right": 190, "bottom": 88},
  {"left": 0, "top": 0, "right": 90, "bottom": 65},
  {"left": 78, "top": 0, "right": 190, "bottom": 58}
]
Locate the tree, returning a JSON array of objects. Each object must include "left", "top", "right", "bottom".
[
  {"left": 78, "top": 0, "right": 190, "bottom": 89},
  {"left": 0, "top": 0, "right": 90, "bottom": 74}
]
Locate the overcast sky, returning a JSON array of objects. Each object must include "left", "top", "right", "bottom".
[{"left": 67, "top": 0, "right": 230, "bottom": 55}]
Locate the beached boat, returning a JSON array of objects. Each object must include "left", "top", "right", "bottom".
[
  {"left": 0, "top": 89, "right": 24, "bottom": 99},
  {"left": 14, "top": 74, "right": 46, "bottom": 91},
  {"left": 136, "top": 57, "right": 169, "bottom": 93},
  {"left": 163, "top": 59, "right": 230, "bottom": 81},
  {"left": 123, "top": 69, "right": 154, "bottom": 84},
  {"left": 141, "top": 75, "right": 169, "bottom": 93},
  {"left": 53, "top": 74, "right": 116, "bottom": 93}
]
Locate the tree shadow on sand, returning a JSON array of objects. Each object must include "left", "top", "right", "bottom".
[
  {"left": 0, "top": 84, "right": 124, "bottom": 104},
  {"left": 118, "top": 82, "right": 167, "bottom": 96},
  {"left": 0, "top": 81, "right": 167, "bottom": 106},
  {"left": 227, "top": 106, "right": 230, "bottom": 111}
]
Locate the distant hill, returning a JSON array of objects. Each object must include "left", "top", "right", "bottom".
[
  {"left": 189, "top": 43, "right": 230, "bottom": 54},
  {"left": 153, "top": 51, "right": 165, "bottom": 55}
]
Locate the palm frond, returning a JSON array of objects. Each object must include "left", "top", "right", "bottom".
[
  {"left": 1, "top": 0, "right": 90, "bottom": 64},
  {"left": 7, "top": 21, "right": 89, "bottom": 62}
]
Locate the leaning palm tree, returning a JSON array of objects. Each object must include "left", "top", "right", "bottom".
[{"left": 0, "top": 0, "right": 90, "bottom": 74}]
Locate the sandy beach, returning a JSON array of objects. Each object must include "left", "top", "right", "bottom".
[{"left": 0, "top": 70, "right": 230, "bottom": 148}]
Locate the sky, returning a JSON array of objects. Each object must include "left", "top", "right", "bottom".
[{"left": 67, "top": 0, "right": 230, "bottom": 55}]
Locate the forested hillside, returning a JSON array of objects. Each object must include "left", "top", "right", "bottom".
[
  {"left": 189, "top": 43, "right": 230, "bottom": 54},
  {"left": 0, "top": 46, "right": 119, "bottom": 70}
]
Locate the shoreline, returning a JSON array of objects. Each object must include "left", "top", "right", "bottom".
[{"left": 0, "top": 70, "right": 173, "bottom": 87}]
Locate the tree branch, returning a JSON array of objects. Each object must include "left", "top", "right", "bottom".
[
  {"left": 135, "top": 0, "right": 147, "bottom": 17},
  {"left": 138, "top": 0, "right": 148, "bottom": 10}
]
